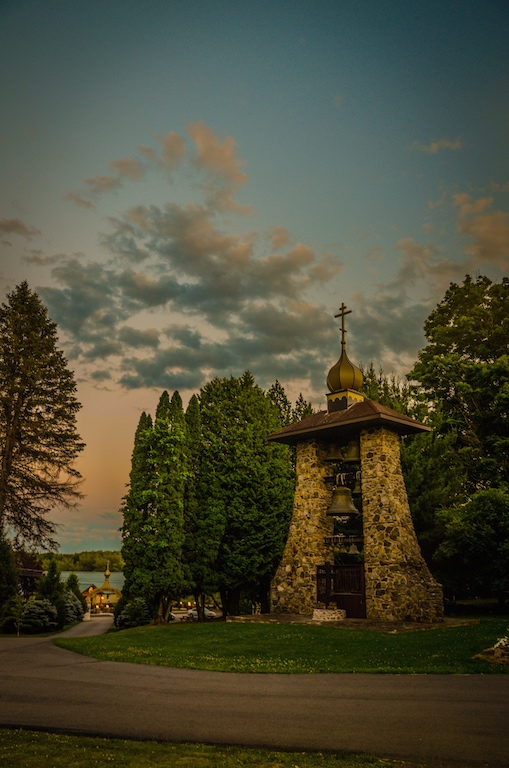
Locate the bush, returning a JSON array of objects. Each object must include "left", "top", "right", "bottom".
[
  {"left": 22, "top": 598, "right": 58, "bottom": 633},
  {"left": 115, "top": 598, "right": 151, "bottom": 630},
  {"left": 0, "top": 595, "right": 24, "bottom": 635},
  {"left": 64, "top": 590, "right": 84, "bottom": 624}
]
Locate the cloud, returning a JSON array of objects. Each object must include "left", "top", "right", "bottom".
[
  {"left": 108, "top": 157, "right": 144, "bottom": 179},
  {"left": 156, "top": 132, "right": 186, "bottom": 174},
  {"left": 187, "top": 121, "right": 251, "bottom": 213},
  {"left": 412, "top": 137, "right": 463, "bottom": 154},
  {"left": 61, "top": 191, "right": 95, "bottom": 210},
  {"left": 85, "top": 175, "right": 121, "bottom": 194},
  {"left": 0, "top": 217, "right": 41, "bottom": 239}
]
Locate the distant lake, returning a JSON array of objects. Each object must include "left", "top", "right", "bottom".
[{"left": 60, "top": 571, "right": 124, "bottom": 592}]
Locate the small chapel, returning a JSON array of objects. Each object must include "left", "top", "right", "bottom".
[{"left": 268, "top": 304, "right": 443, "bottom": 623}]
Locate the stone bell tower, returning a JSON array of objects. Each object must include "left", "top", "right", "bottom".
[{"left": 269, "top": 304, "right": 443, "bottom": 623}]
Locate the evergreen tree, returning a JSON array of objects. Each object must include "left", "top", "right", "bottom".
[
  {"left": 0, "top": 536, "right": 18, "bottom": 611},
  {"left": 182, "top": 394, "right": 222, "bottom": 619},
  {"left": 292, "top": 392, "right": 314, "bottom": 422},
  {"left": 199, "top": 372, "right": 294, "bottom": 615},
  {"left": 267, "top": 380, "right": 293, "bottom": 426},
  {"left": 0, "top": 282, "right": 84, "bottom": 549},
  {"left": 121, "top": 411, "right": 153, "bottom": 599},
  {"left": 121, "top": 393, "right": 186, "bottom": 621},
  {"left": 36, "top": 558, "right": 65, "bottom": 627}
]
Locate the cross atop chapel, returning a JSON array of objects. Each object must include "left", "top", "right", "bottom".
[{"left": 334, "top": 302, "right": 352, "bottom": 350}]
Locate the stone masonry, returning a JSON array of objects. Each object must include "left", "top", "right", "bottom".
[
  {"left": 360, "top": 427, "right": 443, "bottom": 622},
  {"left": 270, "top": 440, "right": 334, "bottom": 614}
]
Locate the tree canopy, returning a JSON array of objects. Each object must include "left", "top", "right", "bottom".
[{"left": 0, "top": 282, "right": 84, "bottom": 549}]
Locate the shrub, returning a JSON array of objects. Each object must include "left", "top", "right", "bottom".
[
  {"left": 22, "top": 598, "right": 58, "bottom": 633},
  {"left": 115, "top": 597, "right": 151, "bottom": 630},
  {"left": 0, "top": 595, "right": 24, "bottom": 635},
  {"left": 64, "top": 590, "right": 84, "bottom": 624}
]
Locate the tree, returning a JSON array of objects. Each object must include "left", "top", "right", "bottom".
[
  {"left": 182, "top": 394, "right": 223, "bottom": 620},
  {"left": 292, "top": 392, "right": 314, "bottom": 422},
  {"left": 36, "top": 558, "right": 65, "bottom": 628},
  {"left": 0, "top": 536, "right": 18, "bottom": 611},
  {"left": 408, "top": 275, "right": 509, "bottom": 490},
  {"left": 267, "top": 380, "right": 293, "bottom": 426},
  {"left": 121, "top": 392, "right": 186, "bottom": 620},
  {"left": 199, "top": 372, "right": 294, "bottom": 615},
  {"left": 434, "top": 488, "right": 509, "bottom": 604},
  {"left": 0, "top": 282, "right": 84, "bottom": 549},
  {"left": 406, "top": 275, "right": 509, "bottom": 587}
]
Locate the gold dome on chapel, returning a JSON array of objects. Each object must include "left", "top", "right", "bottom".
[
  {"left": 327, "top": 348, "right": 363, "bottom": 393},
  {"left": 326, "top": 302, "right": 363, "bottom": 395}
]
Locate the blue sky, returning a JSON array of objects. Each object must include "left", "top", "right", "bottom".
[{"left": 1, "top": 0, "right": 508, "bottom": 551}]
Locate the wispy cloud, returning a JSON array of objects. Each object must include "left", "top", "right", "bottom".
[
  {"left": 0, "top": 217, "right": 41, "bottom": 239},
  {"left": 411, "top": 137, "right": 464, "bottom": 154}
]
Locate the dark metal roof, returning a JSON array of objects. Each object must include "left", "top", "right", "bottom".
[{"left": 267, "top": 398, "right": 431, "bottom": 445}]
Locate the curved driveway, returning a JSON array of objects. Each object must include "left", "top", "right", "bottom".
[{"left": 0, "top": 617, "right": 508, "bottom": 766}]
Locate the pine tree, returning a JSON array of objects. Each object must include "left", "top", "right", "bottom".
[
  {"left": 0, "top": 282, "right": 84, "bottom": 549},
  {"left": 267, "top": 380, "right": 293, "bottom": 426},
  {"left": 292, "top": 392, "right": 313, "bottom": 422}
]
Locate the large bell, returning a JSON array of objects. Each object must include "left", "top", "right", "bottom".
[{"left": 326, "top": 485, "right": 359, "bottom": 518}]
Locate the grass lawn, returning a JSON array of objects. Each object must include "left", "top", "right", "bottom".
[
  {"left": 54, "top": 617, "right": 509, "bottom": 674},
  {"left": 0, "top": 728, "right": 469, "bottom": 768}
]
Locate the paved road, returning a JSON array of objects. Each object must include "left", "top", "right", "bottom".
[{"left": 0, "top": 617, "right": 508, "bottom": 766}]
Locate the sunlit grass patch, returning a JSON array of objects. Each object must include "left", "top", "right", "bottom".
[{"left": 54, "top": 618, "right": 509, "bottom": 674}]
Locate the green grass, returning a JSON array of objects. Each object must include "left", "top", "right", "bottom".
[
  {"left": 0, "top": 728, "right": 464, "bottom": 768},
  {"left": 54, "top": 618, "right": 509, "bottom": 674}
]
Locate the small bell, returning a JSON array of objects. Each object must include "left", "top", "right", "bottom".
[
  {"left": 353, "top": 470, "right": 362, "bottom": 495},
  {"left": 343, "top": 438, "right": 360, "bottom": 463}
]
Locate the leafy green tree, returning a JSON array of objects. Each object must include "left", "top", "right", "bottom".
[
  {"left": 121, "top": 392, "right": 186, "bottom": 621},
  {"left": 66, "top": 572, "right": 87, "bottom": 611},
  {"left": 0, "top": 282, "right": 84, "bottom": 549},
  {"left": 434, "top": 488, "right": 509, "bottom": 603},
  {"left": 199, "top": 372, "right": 294, "bottom": 615},
  {"left": 408, "top": 275, "right": 509, "bottom": 490},
  {"left": 0, "top": 536, "right": 18, "bottom": 610}
]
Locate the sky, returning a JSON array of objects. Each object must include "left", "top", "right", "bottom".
[{"left": 1, "top": 0, "right": 508, "bottom": 552}]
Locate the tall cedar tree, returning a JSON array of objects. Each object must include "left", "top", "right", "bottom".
[
  {"left": 182, "top": 394, "right": 223, "bottom": 619},
  {"left": 121, "top": 392, "right": 186, "bottom": 620},
  {"left": 199, "top": 372, "right": 294, "bottom": 615},
  {"left": 0, "top": 282, "right": 84, "bottom": 549}
]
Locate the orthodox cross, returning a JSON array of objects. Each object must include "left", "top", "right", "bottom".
[{"left": 334, "top": 302, "right": 352, "bottom": 350}]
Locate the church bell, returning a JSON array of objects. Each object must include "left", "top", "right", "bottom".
[{"left": 326, "top": 484, "right": 359, "bottom": 518}]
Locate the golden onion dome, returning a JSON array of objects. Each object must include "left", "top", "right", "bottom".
[{"left": 326, "top": 348, "right": 363, "bottom": 393}]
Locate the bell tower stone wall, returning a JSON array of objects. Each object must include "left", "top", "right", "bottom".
[
  {"left": 360, "top": 427, "right": 443, "bottom": 622},
  {"left": 270, "top": 439, "right": 334, "bottom": 614}
]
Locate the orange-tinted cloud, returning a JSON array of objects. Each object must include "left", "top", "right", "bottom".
[
  {"left": 412, "top": 137, "right": 463, "bottom": 154},
  {"left": 0, "top": 217, "right": 41, "bottom": 239}
]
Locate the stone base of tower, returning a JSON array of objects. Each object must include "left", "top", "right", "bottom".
[
  {"left": 270, "top": 440, "right": 333, "bottom": 614},
  {"left": 360, "top": 427, "right": 444, "bottom": 623}
]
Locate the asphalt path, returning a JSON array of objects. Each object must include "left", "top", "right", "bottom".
[{"left": 0, "top": 617, "right": 508, "bottom": 766}]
